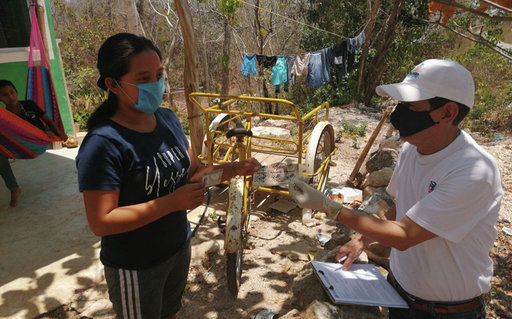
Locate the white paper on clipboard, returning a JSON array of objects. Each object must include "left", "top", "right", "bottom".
[{"left": 311, "top": 261, "right": 409, "bottom": 308}]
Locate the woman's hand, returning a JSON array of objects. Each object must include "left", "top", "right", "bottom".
[
  {"left": 168, "top": 182, "right": 206, "bottom": 211},
  {"left": 233, "top": 158, "right": 260, "bottom": 176}
]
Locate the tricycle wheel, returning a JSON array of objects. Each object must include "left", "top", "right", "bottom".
[
  {"left": 225, "top": 176, "right": 246, "bottom": 297},
  {"left": 201, "top": 113, "right": 234, "bottom": 162},
  {"left": 226, "top": 231, "right": 243, "bottom": 297},
  {"left": 305, "top": 121, "right": 335, "bottom": 192}
]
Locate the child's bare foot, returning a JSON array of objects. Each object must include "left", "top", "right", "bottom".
[{"left": 10, "top": 187, "right": 21, "bottom": 207}]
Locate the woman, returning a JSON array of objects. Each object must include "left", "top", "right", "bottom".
[{"left": 76, "top": 33, "right": 258, "bottom": 319}]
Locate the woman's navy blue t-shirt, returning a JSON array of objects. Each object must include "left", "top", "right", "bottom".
[{"left": 76, "top": 108, "right": 191, "bottom": 270}]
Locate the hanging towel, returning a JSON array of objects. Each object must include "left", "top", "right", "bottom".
[{"left": 240, "top": 53, "right": 257, "bottom": 76}]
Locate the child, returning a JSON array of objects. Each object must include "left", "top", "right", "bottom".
[
  {"left": 76, "top": 33, "right": 258, "bottom": 318},
  {"left": 0, "top": 80, "right": 77, "bottom": 207}
]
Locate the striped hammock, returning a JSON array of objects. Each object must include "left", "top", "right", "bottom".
[
  {"left": 0, "top": 5, "right": 64, "bottom": 159},
  {"left": 0, "top": 107, "right": 51, "bottom": 159}
]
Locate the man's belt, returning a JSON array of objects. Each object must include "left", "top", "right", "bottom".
[{"left": 388, "top": 271, "right": 483, "bottom": 314}]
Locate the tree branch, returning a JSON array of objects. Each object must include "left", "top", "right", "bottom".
[
  {"left": 430, "top": 19, "right": 512, "bottom": 60},
  {"left": 480, "top": 0, "right": 512, "bottom": 13},
  {"left": 434, "top": 0, "right": 512, "bottom": 21}
]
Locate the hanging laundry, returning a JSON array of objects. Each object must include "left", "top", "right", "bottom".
[
  {"left": 240, "top": 53, "right": 257, "bottom": 76},
  {"left": 271, "top": 56, "right": 288, "bottom": 93},
  {"left": 349, "top": 30, "right": 365, "bottom": 53},
  {"left": 256, "top": 55, "right": 277, "bottom": 68},
  {"left": 331, "top": 39, "right": 349, "bottom": 82},
  {"left": 291, "top": 53, "right": 310, "bottom": 85},
  {"left": 285, "top": 55, "right": 296, "bottom": 86},
  {"left": 306, "top": 48, "right": 331, "bottom": 87}
]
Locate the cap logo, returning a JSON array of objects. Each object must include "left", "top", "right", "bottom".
[
  {"left": 428, "top": 180, "right": 437, "bottom": 193},
  {"left": 406, "top": 62, "right": 425, "bottom": 79}
]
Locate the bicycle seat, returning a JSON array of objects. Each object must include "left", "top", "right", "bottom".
[{"left": 226, "top": 122, "right": 253, "bottom": 138}]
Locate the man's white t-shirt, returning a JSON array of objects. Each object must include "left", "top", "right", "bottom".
[{"left": 386, "top": 130, "right": 503, "bottom": 302}]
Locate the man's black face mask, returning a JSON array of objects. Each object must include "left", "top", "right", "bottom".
[{"left": 390, "top": 103, "right": 440, "bottom": 137}]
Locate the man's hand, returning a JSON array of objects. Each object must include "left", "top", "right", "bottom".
[
  {"left": 335, "top": 235, "right": 370, "bottom": 270},
  {"left": 288, "top": 178, "right": 342, "bottom": 218}
]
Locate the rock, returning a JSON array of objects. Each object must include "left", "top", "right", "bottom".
[
  {"left": 365, "top": 242, "right": 391, "bottom": 268},
  {"left": 365, "top": 148, "right": 398, "bottom": 173},
  {"left": 251, "top": 126, "right": 291, "bottom": 138},
  {"left": 323, "top": 229, "right": 352, "bottom": 250},
  {"left": 291, "top": 265, "right": 330, "bottom": 309},
  {"left": 364, "top": 167, "right": 394, "bottom": 187},
  {"left": 302, "top": 301, "right": 382, "bottom": 319},
  {"left": 358, "top": 187, "right": 395, "bottom": 217},
  {"left": 379, "top": 135, "right": 402, "bottom": 151}
]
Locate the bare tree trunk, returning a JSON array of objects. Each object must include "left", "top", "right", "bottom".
[
  {"left": 221, "top": 17, "right": 232, "bottom": 94},
  {"left": 174, "top": 0, "right": 203, "bottom": 155},
  {"left": 362, "top": 0, "right": 405, "bottom": 105},
  {"left": 254, "top": 0, "right": 270, "bottom": 112},
  {"left": 123, "top": 0, "right": 143, "bottom": 34},
  {"left": 199, "top": 14, "right": 211, "bottom": 92},
  {"left": 356, "top": 0, "right": 380, "bottom": 103}
]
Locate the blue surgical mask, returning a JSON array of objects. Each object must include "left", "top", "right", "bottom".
[{"left": 118, "top": 78, "right": 165, "bottom": 114}]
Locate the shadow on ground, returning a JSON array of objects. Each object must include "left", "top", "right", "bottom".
[{"left": 0, "top": 150, "right": 102, "bottom": 319}]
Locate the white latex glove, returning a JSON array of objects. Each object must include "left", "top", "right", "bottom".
[{"left": 289, "top": 178, "right": 343, "bottom": 218}]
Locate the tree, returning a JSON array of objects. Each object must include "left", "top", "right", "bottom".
[
  {"left": 219, "top": 0, "right": 242, "bottom": 94},
  {"left": 425, "top": 0, "right": 512, "bottom": 60},
  {"left": 174, "top": 0, "right": 203, "bottom": 155}
]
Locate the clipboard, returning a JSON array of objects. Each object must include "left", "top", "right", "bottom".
[{"left": 311, "top": 261, "right": 409, "bottom": 308}]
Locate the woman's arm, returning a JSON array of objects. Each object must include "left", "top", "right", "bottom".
[
  {"left": 186, "top": 147, "right": 259, "bottom": 183},
  {"left": 83, "top": 182, "right": 205, "bottom": 236}
]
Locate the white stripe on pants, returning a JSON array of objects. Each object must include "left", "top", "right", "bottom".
[{"left": 119, "top": 269, "right": 142, "bottom": 319}]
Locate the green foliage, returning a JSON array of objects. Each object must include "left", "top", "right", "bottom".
[
  {"left": 336, "top": 118, "right": 367, "bottom": 141},
  {"left": 219, "top": 0, "right": 242, "bottom": 15},
  {"left": 453, "top": 43, "right": 512, "bottom": 134}
]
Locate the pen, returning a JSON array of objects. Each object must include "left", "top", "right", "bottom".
[{"left": 336, "top": 256, "right": 347, "bottom": 264}]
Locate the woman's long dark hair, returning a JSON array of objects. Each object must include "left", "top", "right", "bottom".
[{"left": 87, "top": 33, "right": 162, "bottom": 130}]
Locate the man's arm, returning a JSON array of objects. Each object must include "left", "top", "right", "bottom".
[
  {"left": 336, "top": 204, "right": 436, "bottom": 251},
  {"left": 335, "top": 204, "right": 396, "bottom": 269}
]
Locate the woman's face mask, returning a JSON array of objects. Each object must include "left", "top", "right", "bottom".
[
  {"left": 390, "top": 103, "right": 440, "bottom": 137},
  {"left": 118, "top": 78, "right": 165, "bottom": 114}
]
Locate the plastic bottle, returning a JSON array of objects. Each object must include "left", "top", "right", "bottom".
[{"left": 302, "top": 208, "right": 313, "bottom": 225}]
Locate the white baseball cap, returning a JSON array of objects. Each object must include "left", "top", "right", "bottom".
[{"left": 375, "top": 59, "right": 474, "bottom": 108}]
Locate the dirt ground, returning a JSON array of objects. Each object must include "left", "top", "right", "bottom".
[{"left": 35, "top": 105, "right": 511, "bottom": 319}]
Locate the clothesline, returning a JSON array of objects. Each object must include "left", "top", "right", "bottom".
[{"left": 240, "top": 30, "right": 366, "bottom": 90}]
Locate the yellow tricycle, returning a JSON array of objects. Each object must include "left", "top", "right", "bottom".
[{"left": 189, "top": 93, "right": 336, "bottom": 297}]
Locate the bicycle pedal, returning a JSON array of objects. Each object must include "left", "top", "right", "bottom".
[{"left": 217, "top": 216, "right": 226, "bottom": 231}]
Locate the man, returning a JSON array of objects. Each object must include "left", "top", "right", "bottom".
[{"left": 290, "top": 59, "right": 503, "bottom": 318}]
